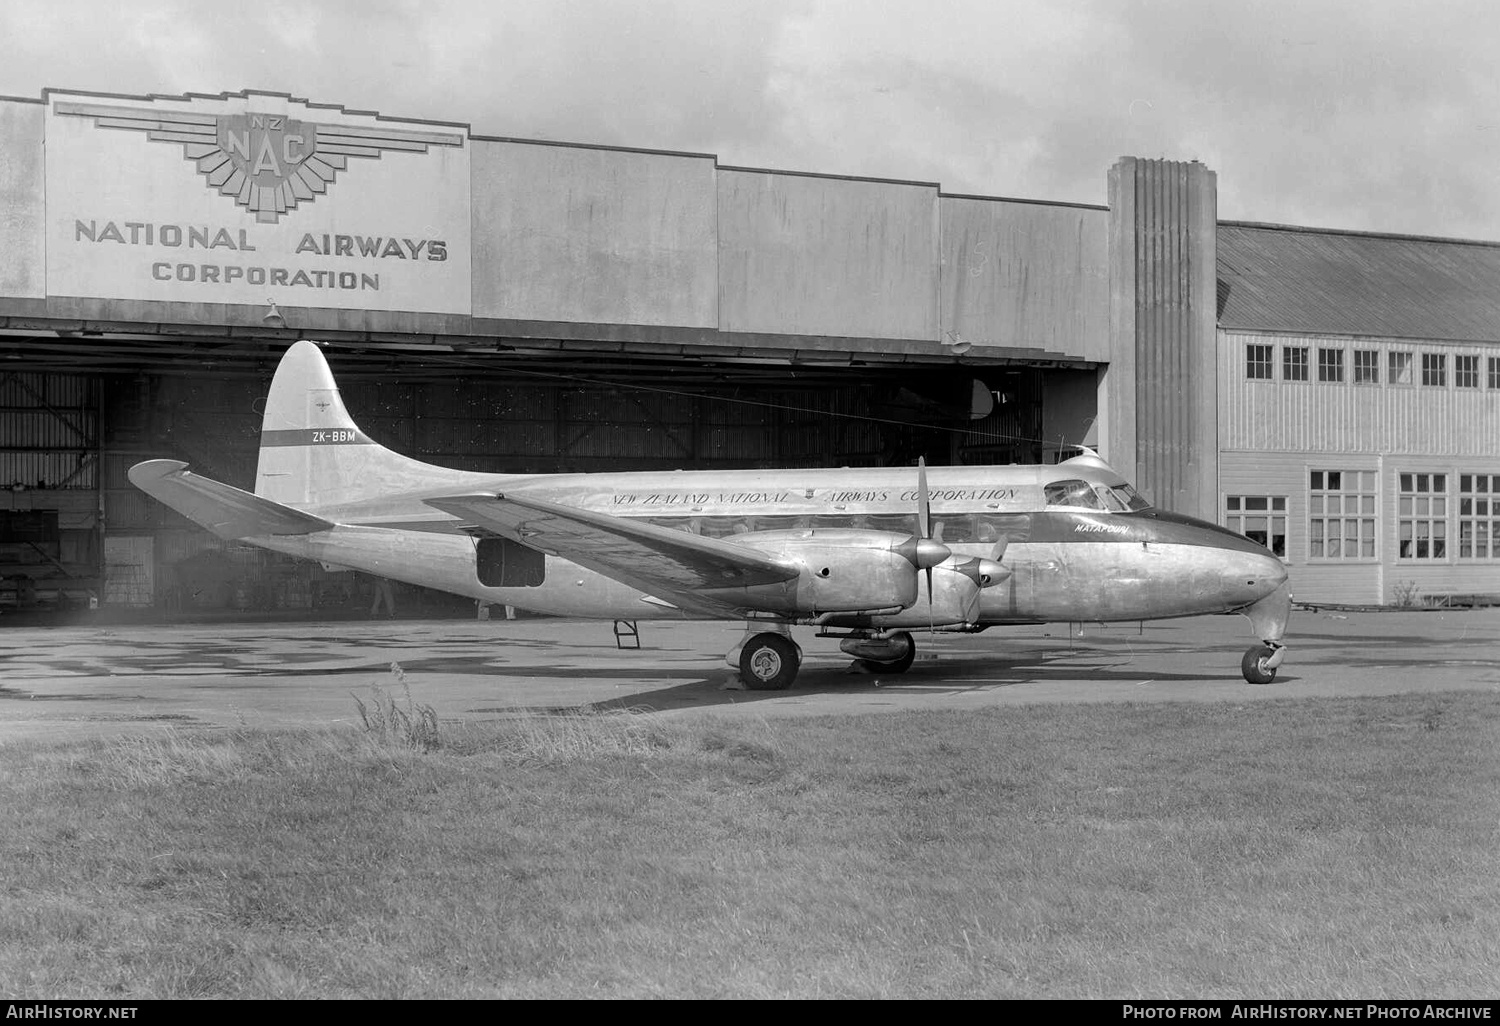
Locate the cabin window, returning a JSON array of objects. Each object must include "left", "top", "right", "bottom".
[
  {"left": 476, "top": 538, "right": 546, "bottom": 587},
  {"left": 1043, "top": 479, "right": 1106, "bottom": 510},
  {"left": 1309, "top": 470, "right": 1376, "bottom": 560},
  {"left": 1397, "top": 472, "right": 1448, "bottom": 560},
  {"left": 1225, "top": 496, "right": 1287, "bottom": 557},
  {"left": 974, "top": 514, "right": 1031, "bottom": 544}
]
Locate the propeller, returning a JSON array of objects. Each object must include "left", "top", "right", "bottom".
[
  {"left": 891, "top": 458, "right": 958, "bottom": 627},
  {"left": 915, "top": 457, "right": 948, "bottom": 632},
  {"left": 918, "top": 457, "right": 933, "bottom": 620}
]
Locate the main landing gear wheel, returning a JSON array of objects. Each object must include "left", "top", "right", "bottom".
[
  {"left": 857, "top": 631, "right": 917, "bottom": 674},
  {"left": 1241, "top": 644, "right": 1279, "bottom": 685},
  {"left": 739, "top": 632, "right": 800, "bottom": 691}
]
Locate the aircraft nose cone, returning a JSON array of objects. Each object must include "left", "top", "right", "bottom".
[{"left": 1227, "top": 551, "right": 1288, "bottom": 603}]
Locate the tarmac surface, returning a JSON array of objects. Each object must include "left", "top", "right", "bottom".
[{"left": 1, "top": 608, "right": 1498, "bottom": 742}]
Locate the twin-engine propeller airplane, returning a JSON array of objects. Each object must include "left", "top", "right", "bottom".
[{"left": 129, "top": 340, "right": 1293, "bottom": 688}]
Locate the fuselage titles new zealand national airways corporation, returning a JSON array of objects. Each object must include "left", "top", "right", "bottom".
[{"left": 129, "top": 341, "right": 1292, "bottom": 689}]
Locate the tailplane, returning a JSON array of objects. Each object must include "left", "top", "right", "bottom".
[{"left": 255, "top": 340, "right": 476, "bottom": 509}]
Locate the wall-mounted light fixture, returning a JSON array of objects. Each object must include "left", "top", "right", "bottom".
[
  {"left": 263, "top": 299, "right": 286, "bottom": 329},
  {"left": 942, "top": 331, "right": 973, "bottom": 355}
]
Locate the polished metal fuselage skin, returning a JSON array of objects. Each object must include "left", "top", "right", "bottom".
[{"left": 244, "top": 461, "right": 1289, "bottom": 630}]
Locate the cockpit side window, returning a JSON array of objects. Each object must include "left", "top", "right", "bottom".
[
  {"left": 1043, "top": 479, "right": 1107, "bottom": 510},
  {"left": 1095, "top": 485, "right": 1130, "bottom": 512},
  {"left": 1109, "top": 484, "right": 1152, "bottom": 511}
]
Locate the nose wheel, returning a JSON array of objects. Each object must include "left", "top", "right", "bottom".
[{"left": 1241, "top": 642, "right": 1285, "bottom": 685}]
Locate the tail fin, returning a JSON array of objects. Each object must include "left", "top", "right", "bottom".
[{"left": 255, "top": 340, "right": 469, "bottom": 508}]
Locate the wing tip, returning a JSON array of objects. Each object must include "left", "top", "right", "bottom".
[{"left": 127, "top": 459, "right": 190, "bottom": 487}]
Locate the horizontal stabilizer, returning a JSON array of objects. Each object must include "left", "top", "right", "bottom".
[{"left": 128, "top": 459, "right": 334, "bottom": 540}]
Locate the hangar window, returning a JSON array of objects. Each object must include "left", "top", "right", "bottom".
[
  {"left": 1490, "top": 358, "right": 1500, "bottom": 390},
  {"left": 1043, "top": 479, "right": 1106, "bottom": 510},
  {"left": 1455, "top": 355, "right": 1480, "bottom": 389},
  {"left": 1283, "top": 347, "right": 1309, "bottom": 382},
  {"left": 1225, "top": 496, "right": 1287, "bottom": 557},
  {"left": 1458, "top": 475, "right": 1499, "bottom": 559},
  {"left": 1389, "top": 351, "right": 1414, "bottom": 385},
  {"left": 1317, "top": 348, "right": 1345, "bottom": 383},
  {"left": 1421, "top": 353, "right": 1447, "bottom": 387},
  {"left": 1309, "top": 470, "right": 1376, "bottom": 560},
  {"left": 1353, "top": 350, "right": 1380, "bottom": 384},
  {"left": 1245, "top": 344, "right": 1273, "bottom": 380},
  {"left": 1398, "top": 473, "right": 1448, "bottom": 560}
]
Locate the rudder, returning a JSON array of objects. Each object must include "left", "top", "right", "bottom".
[{"left": 255, "top": 340, "right": 450, "bottom": 508}]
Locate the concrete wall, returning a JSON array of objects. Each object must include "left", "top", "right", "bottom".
[
  {"left": 941, "top": 198, "right": 1108, "bottom": 360},
  {"left": 1107, "top": 158, "right": 1218, "bottom": 517},
  {"left": 0, "top": 98, "right": 45, "bottom": 301},
  {"left": 0, "top": 91, "right": 1113, "bottom": 362},
  {"left": 717, "top": 169, "right": 940, "bottom": 340},
  {"left": 472, "top": 141, "right": 718, "bottom": 327}
]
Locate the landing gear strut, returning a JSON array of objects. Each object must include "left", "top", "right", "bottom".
[{"left": 1238, "top": 585, "right": 1292, "bottom": 685}]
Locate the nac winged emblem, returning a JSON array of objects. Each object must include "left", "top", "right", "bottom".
[{"left": 55, "top": 101, "right": 464, "bottom": 223}]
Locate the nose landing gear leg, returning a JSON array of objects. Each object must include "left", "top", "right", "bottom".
[{"left": 1239, "top": 585, "right": 1292, "bottom": 685}]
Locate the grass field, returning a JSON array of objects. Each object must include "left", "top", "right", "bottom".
[{"left": 1, "top": 684, "right": 1497, "bottom": 999}]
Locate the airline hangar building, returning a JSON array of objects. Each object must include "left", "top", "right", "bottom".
[{"left": 0, "top": 88, "right": 1496, "bottom": 612}]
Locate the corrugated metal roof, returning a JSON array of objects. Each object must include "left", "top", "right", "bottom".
[{"left": 1217, "top": 221, "right": 1500, "bottom": 342}]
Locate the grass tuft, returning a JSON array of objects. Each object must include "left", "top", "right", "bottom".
[{"left": 350, "top": 662, "right": 441, "bottom": 752}]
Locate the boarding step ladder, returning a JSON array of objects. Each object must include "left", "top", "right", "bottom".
[{"left": 613, "top": 620, "right": 640, "bottom": 650}]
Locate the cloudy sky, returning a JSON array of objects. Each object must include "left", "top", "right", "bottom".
[{"left": 5, "top": 0, "right": 1498, "bottom": 239}]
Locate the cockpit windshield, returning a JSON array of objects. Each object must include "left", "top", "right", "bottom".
[
  {"left": 1043, "top": 479, "right": 1106, "bottom": 510},
  {"left": 1044, "top": 478, "right": 1152, "bottom": 512}
]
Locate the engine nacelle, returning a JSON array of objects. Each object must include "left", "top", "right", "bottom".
[
  {"left": 702, "top": 529, "right": 949, "bottom": 615},
  {"left": 881, "top": 556, "right": 1010, "bottom": 628}
]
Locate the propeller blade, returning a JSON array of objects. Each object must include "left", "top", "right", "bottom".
[
  {"left": 918, "top": 457, "right": 934, "bottom": 633},
  {"left": 916, "top": 457, "right": 931, "bottom": 539}
]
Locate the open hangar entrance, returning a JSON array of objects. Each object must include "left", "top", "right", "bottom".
[{"left": 0, "top": 328, "right": 1098, "bottom": 618}]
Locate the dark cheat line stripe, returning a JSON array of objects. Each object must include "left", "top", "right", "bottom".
[{"left": 259, "top": 428, "right": 374, "bottom": 447}]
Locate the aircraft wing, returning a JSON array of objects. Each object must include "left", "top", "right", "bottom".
[
  {"left": 128, "top": 460, "right": 334, "bottom": 539},
  {"left": 425, "top": 492, "right": 797, "bottom": 611}
]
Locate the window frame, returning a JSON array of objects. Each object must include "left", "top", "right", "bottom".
[
  {"left": 1458, "top": 474, "right": 1499, "bottom": 561},
  {"left": 1245, "top": 343, "right": 1274, "bottom": 381},
  {"left": 1455, "top": 355, "right": 1480, "bottom": 389},
  {"left": 1307, "top": 469, "right": 1377, "bottom": 562},
  {"left": 1421, "top": 352, "right": 1447, "bottom": 387},
  {"left": 1397, "top": 471, "right": 1449, "bottom": 561},
  {"left": 1389, "top": 351, "right": 1414, "bottom": 386},
  {"left": 1283, "top": 346, "right": 1310, "bottom": 383},
  {"left": 1225, "top": 495, "right": 1288, "bottom": 558}
]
